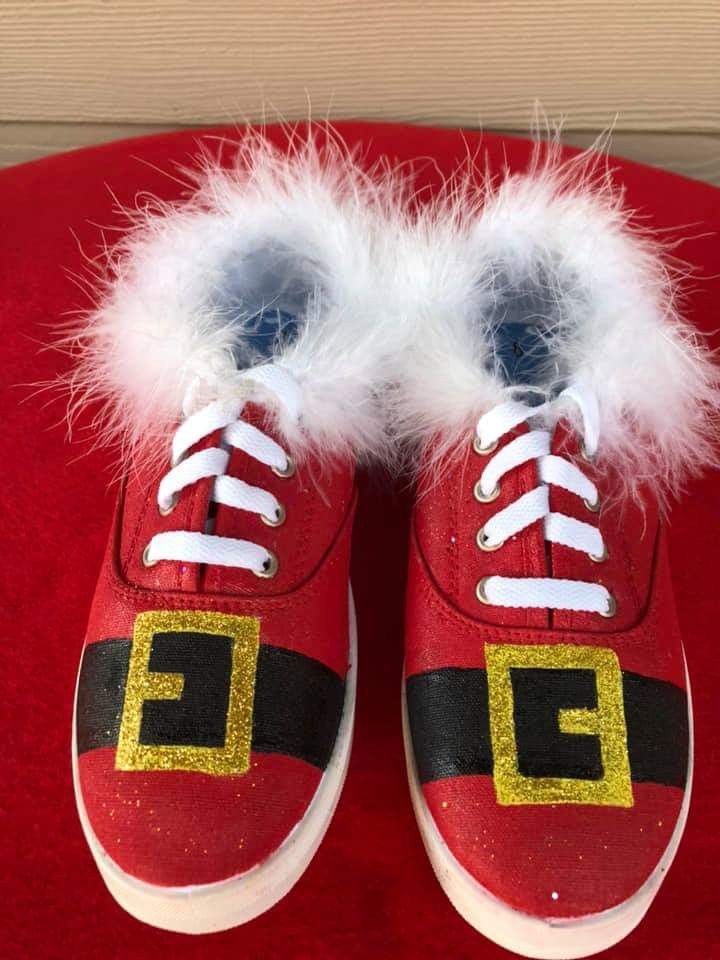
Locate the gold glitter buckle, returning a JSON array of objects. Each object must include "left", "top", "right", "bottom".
[
  {"left": 485, "top": 643, "right": 633, "bottom": 807},
  {"left": 116, "top": 610, "right": 260, "bottom": 776}
]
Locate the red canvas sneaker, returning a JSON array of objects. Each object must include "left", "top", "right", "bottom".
[
  {"left": 69, "top": 132, "right": 392, "bottom": 933},
  {"left": 396, "top": 150, "right": 719, "bottom": 958}
]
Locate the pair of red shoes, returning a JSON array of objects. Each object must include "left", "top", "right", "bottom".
[{"left": 71, "top": 131, "right": 716, "bottom": 958}]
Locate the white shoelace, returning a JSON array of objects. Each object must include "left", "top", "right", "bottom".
[
  {"left": 473, "top": 382, "right": 615, "bottom": 617},
  {"left": 143, "top": 365, "right": 301, "bottom": 577}
]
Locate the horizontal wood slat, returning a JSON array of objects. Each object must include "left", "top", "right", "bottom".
[
  {"left": 1, "top": 123, "right": 718, "bottom": 187},
  {"left": 0, "top": 1, "right": 718, "bottom": 130}
]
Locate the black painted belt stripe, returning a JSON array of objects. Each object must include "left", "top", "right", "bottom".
[
  {"left": 76, "top": 639, "right": 345, "bottom": 770},
  {"left": 405, "top": 667, "right": 689, "bottom": 788}
]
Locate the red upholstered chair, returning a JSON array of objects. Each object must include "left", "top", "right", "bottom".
[{"left": 2, "top": 123, "right": 718, "bottom": 959}]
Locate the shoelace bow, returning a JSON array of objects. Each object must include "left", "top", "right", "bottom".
[
  {"left": 472, "top": 381, "right": 616, "bottom": 617},
  {"left": 143, "top": 365, "right": 300, "bottom": 578}
]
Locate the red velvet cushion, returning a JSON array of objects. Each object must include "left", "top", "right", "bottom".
[{"left": 2, "top": 122, "right": 719, "bottom": 957}]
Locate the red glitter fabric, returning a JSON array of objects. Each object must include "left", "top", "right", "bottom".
[{"left": 1, "top": 122, "right": 719, "bottom": 958}]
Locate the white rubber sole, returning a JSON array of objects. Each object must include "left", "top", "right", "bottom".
[
  {"left": 72, "top": 586, "right": 357, "bottom": 935},
  {"left": 401, "top": 659, "right": 693, "bottom": 960}
]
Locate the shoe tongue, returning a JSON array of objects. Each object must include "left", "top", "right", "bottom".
[{"left": 486, "top": 268, "right": 564, "bottom": 395}]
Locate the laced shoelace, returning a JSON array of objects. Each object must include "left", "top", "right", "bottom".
[
  {"left": 472, "top": 381, "right": 616, "bottom": 618},
  {"left": 143, "top": 365, "right": 300, "bottom": 578}
]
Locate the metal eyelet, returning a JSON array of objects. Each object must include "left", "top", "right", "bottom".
[
  {"left": 272, "top": 455, "right": 296, "bottom": 479},
  {"left": 158, "top": 494, "right": 179, "bottom": 517},
  {"left": 142, "top": 544, "right": 159, "bottom": 567},
  {"left": 261, "top": 503, "right": 286, "bottom": 527},
  {"left": 254, "top": 551, "right": 279, "bottom": 578},
  {"left": 589, "top": 544, "right": 608, "bottom": 563},
  {"left": 476, "top": 526, "right": 504, "bottom": 552},
  {"left": 475, "top": 576, "right": 493, "bottom": 605},
  {"left": 600, "top": 592, "right": 617, "bottom": 618},
  {"left": 473, "top": 435, "right": 498, "bottom": 456},
  {"left": 473, "top": 478, "right": 501, "bottom": 504},
  {"left": 584, "top": 494, "right": 601, "bottom": 513}
]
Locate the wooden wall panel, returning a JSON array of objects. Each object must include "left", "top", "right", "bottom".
[{"left": 1, "top": 1, "right": 718, "bottom": 131}]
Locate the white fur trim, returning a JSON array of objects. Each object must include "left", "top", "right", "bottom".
[
  {"left": 64, "top": 128, "right": 398, "bottom": 466},
  {"left": 391, "top": 144, "right": 720, "bottom": 502}
]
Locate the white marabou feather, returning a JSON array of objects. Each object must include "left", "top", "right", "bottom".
[
  {"left": 390, "top": 142, "right": 720, "bottom": 504},
  {"left": 63, "top": 126, "right": 402, "bottom": 467}
]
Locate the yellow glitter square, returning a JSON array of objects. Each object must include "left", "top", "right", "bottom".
[
  {"left": 116, "top": 610, "right": 260, "bottom": 776},
  {"left": 485, "top": 643, "right": 633, "bottom": 807}
]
